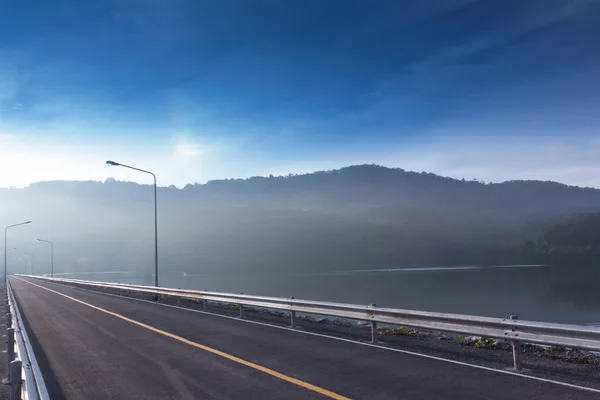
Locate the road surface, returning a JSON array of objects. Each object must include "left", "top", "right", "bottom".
[{"left": 10, "top": 276, "right": 598, "bottom": 399}]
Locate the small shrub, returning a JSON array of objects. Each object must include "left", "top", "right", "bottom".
[
  {"left": 544, "top": 346, "right": 562, "bottom": 356},
  {"left": 474, "top": 337, "right": 495, "bottom": 348}
]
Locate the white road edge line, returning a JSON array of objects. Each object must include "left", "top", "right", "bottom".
[{"left": 28, "top": 279, "right": 600, "bottom": 395}]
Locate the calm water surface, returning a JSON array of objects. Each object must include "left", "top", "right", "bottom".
[{"left": 61, "top": 264, "right": 600, "bottom": 325}]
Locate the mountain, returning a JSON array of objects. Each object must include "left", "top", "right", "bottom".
[{"left": 1, "top": 164, "right": 600, "bottom": 276}]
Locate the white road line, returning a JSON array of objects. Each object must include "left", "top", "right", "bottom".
[{"left": 29, "top": 279, "right": 600, "bottom": 395}]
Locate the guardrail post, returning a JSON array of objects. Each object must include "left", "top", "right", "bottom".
[
  {"left": 9, "top": 359, "right": 22, "bottom": 400},
  {"left": 370, "top": 304, "right": 377, "bottom": 344},
  {"left": 6, "top": 313, "right": 11, "bottom": 329},
  {"left": 202, "top": 290, "right": 208, "bottom": 311},
  {"left": 510, "top": 315, "right": 521, "bottom": 370},
  {"left": 239, "top": 293, "right": 244, "bottom": 318},
  {"left": 7, "top": 328, "right": 14, "bottom": 371},
  {"left": 290, "top": 297, "right": 296, "bottom": 328}
]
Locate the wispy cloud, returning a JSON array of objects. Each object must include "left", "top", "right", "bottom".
[
  {"left": 0, "top": 61, "right": 20, "bottom": 104},
  {"left": 173, "top": 136, "right": 202, "bottom": 158},
  {"left": 381, "top": 138, "right": 600, "bottom": 186}
]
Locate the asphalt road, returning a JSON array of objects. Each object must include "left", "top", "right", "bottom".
[{"left": 10, "top": 276, "right": 599, "bottom": 400}]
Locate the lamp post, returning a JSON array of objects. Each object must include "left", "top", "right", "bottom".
[
  {"left": 24, "top": 252, "right": 34, "bottom": 275},
  {"left": 37, "top": 239, "right": 53, "bottom": 278},
  {"left": 4, "top": 221, "right": 31, "bottom": 284},
  {"left": 6, "top": 248, "right": 19, "bottom": 276},
  {"left": 106, "top": 160, "right": 159, "bottom": 287},
  {"left": 6, "top": 247, "right": 18, "bottom": 275}
]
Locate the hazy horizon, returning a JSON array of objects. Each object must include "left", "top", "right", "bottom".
[{"left": 3, "top": 163, "right": 600, "bottom": 191}]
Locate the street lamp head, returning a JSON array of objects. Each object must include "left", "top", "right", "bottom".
[
  {"left": 106, "top": 160, "right": 120, "bottom": 166},
  {"left": 24, "top": 221, "right": 32, "bottom": 224}
]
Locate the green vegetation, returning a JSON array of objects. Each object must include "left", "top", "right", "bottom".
[
  {"left": 474, "top": 337, "right": 495, "bottom": 348},
  {"left": 379, "top": 326, "right": 421, "bottom": 337},
  {"left": 508, "top": 212, "right": 600, "bottom": 265},
  {"left": 543, "top": 346, "right": 563, "bottom": 356},
  {"left": 397, "top": 326, "right": 408, "bottom": 335}
]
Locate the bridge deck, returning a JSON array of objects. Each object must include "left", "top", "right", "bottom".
[{"left": 10, "top": 276, "right": 597, "bottom": 400}]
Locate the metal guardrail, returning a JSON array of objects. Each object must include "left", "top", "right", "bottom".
[
  {"left": 5, "top": 279, "right": 49, "bottom": 400},
  {"left": 21, "top": 275, "right": 600, "bottom": 371}
]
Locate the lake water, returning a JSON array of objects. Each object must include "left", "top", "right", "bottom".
[{"left": 59, "top": 264, "right": 600, "bottom": 325}]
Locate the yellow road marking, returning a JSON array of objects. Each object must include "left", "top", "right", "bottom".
[{"left": 14, "top": 277, "right": 351, "bottom": 400}]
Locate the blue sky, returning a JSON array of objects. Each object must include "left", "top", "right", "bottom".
[{"left": 1, "top": 0, "right": 599, "bottom": 188}]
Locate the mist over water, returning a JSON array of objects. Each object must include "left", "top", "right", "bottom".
[{"left": 63, "top": 264, "right": 600, "bottom": 325}]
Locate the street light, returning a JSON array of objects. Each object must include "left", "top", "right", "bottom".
[
  {"left": 4, "top": 221, "right": 31, "bottom": 283},
  {"left": 24, "top": 252, "right": 34, "bottom": 275},
  {"left": 106, "top": 160, "right": 159, "bottom": 287},
  {"left": 6, "top": 248, "right": 19, "bottom": 263},
  {"left": 37, "top": 239, "right": 54, "bottom": 278},
  {"left": 6, "top": 249, "right": 19, "bottom": 264}
]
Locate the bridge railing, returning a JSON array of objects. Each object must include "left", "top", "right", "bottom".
[
  {"left": 20, "top": 275, "right": 600, "bottom": 371},
  {"left": 6, "top": 279, "right": 49, "bottom": 400}
]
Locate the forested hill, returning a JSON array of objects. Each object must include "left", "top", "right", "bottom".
[
  {"left": 511, "top": 212, "right": 600, "bottom": 265},
  {"left": 1, "top": 165, "right": 600, "bottom": 275}
]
